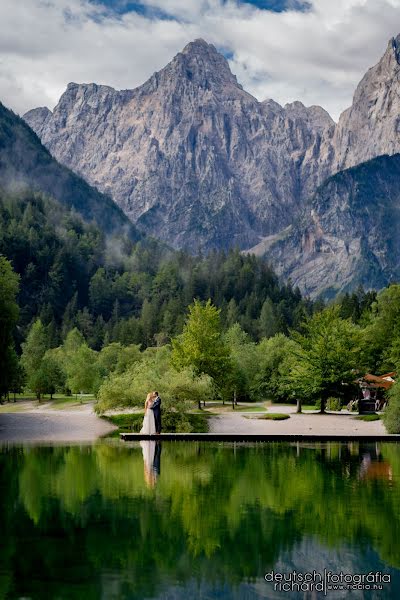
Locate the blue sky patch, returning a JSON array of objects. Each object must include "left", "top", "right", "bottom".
[
  {"left": 91, "top": 0, "right": 312, "bottom": 17},
  {"left": 89, "top": 1, "right": 177, "bottom": 21},
  {"left": 238, "top": 0, "right": 312, "bottom": 11}
]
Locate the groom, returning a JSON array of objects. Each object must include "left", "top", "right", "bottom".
[{"left": 151, "top": 391, "right": 162, "bottom": 434}]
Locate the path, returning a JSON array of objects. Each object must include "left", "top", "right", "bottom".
[
  {"left": 209, "top": 405, "right": 388, "bottom": 436},
  {"left": 0, "top": 403, "right": 116, "bottom": 443}
]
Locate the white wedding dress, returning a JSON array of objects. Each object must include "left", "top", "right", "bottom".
[{"left": 140, "top": 405, "right": 156, "bottom": 434}]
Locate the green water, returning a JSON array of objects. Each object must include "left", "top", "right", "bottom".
[{"left": 1, "top": 441, "right": 400, "bottom": 599}]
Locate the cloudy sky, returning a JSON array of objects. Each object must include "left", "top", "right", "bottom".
[{"left": 1, "top": 0, "right": 399, "bottom": 120}]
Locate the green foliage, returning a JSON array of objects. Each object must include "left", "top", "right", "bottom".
[
  {"left": 222, "top": 323, "right": 259, "bottom": 401},
  {"left": 254, "top": 334, "right": 298, "bottom": 402},
  {"left": 64, "top": 344, "right": 101, "bottom": 395},
  {"left": 20, "top": 319, "right": 49, "bottom": 398},
  {"left": 355, "top": 414, "right": 381, "bottom": 421},
  {"left": 0, "top": 101, "right": 138, "bottom": 240},
  {"left": 257, "top": 413, "right": 290, "bottom": 420},
  {"left": 172, "top": 300, "right": 231, "bottom": 391},
  {"left": 3, "top": 442, "right": 400, "bottom": 600},
  {"left": 383, "top": 383, "right": 400, "bottom": 433},
  {"left": 0, "top": 256, "right": 20, "bottom": 399},
  {"left": 337, "top": 285, "right": 376, "bottom": 324},
  {"left": 258, "top": 297, "right": 278, "bottom": 338},
  {"left": 363, "top": 284, "right": 400, "bottom": 372},
  {"left": 96, "top": 346, "right": 213, "bottom": 415},
  {"left": 103, "top": 413, "right": 143, "bottom": 431},
  {"left": 35, "top": 355, "right": 65, "bottom": 398},
  {"left": 0, "top": 188, "right": 308, "bottom": 349},
  {"left": 108, "top": 411, "right": 209, "bottom": 434},
  {"left": 285, "top": 307, "right": 362, "bottom": 412},
  {"left": 326, "top": 397, "right": 342, "bottom": 411}
]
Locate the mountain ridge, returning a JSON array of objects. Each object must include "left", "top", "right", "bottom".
[
  {"left": 23, "top": 38, "right": 334, "bottom": 252},
  {"left": 254, "top": 153, "right": 400, "bottom": 298},
  {"left": 22, "top": 34, "right": 400, "bottom": 295},
  {"left": 0, "top": 101, "right": 140, "bottom": 241}
]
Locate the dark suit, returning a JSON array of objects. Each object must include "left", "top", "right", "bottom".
[
  {"left": 151, "top": 396, "right": 162, "bottom": 433},
  {"left": 152, "top": 442, "right": 162, "bottom": 476}
]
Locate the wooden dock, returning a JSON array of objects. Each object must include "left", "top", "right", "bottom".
[{"left": 120, "top": 433, "right": 400, "bottom": 442}]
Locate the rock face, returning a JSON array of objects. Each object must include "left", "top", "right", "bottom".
[
  {"left": 251, "top": 154, "right": 400, "bottom": 298},
  {"left": 0, "top": 102, "right": 140, "bottom": 240},
  {"left": 332, "top": 36, "right": 400, "bottom": 172},
  {"left": 23, "top": 35, "right": 400, "bottom": 293},
  {"left": 24, "top": 39, "right": 334, "bottom": 252}
]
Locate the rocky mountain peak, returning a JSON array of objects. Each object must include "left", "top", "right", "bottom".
[
  {"left": 166, "top": 38, "right": 242, "bottom": 91},
  {"left": 330, "top": 33, "right": 400, "bottom": 172},
  {"left": 21, "top": 32, "right": 400, "bottom": 293},
  {"left": 23, "top": 106, "right": 52, "bottom": 138},
  {"left": 181, "top": 38, "right": 214, "bottom": 55}
]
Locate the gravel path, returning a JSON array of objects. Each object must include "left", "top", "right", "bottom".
[
  {"left": 0, "top": 407, "right": 116, "bottom": 443},
  {"left": 209, "top": 406, "right": 389, "bottom": 436},
  {"left": 0, "top": 402, "right": 392, "bottom": 442}
]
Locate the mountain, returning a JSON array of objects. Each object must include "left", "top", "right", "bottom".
[
  {"left": 23, "top": 35, "right": 400, "bottom": 294},
  {"left": 250, "top": 153, "right": 400, "bottom": 298},
  {"left": 0, "top": 102, "right": 140, "bottom": 240},
  {"left": 24, "top": 39, "right": 334, "bottom": 252},
  {"left": 332, "top": 35, "right": 400, "bottom": 172}
]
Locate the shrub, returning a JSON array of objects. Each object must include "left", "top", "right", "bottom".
[
  {"left": 355, "top": 414, "right": 381, "bottom": 421},
  {"left": 104, "top": 411, "right": 209, "bottom": 433},
  {"left": 383, "top": 385, "right": 400, "bottom": 433},
  {"left": 257, "top": 413, "right": 290, "bottom": 420},
  {"left": 326, "top": 397, "right": 342, "bottom": 411},
  {"left": 95, "top": 346, "right": 214, "bottom": 414}
]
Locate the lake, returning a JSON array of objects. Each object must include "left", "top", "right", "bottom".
[{"left": 1, "top": 441, "right": 400, "bottom": 599}]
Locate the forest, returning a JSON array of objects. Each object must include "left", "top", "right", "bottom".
[{"left": 1, "top": 188, "right": 400, "bottom": 433}]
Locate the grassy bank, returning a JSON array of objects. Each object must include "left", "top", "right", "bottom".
[
  {"left": 104, "top": 411, "right": 210, "bottom": 434},
  {"left": 355, "top": 414, "right": 381, "bottom": 421}
]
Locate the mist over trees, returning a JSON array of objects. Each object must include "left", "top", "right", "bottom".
[{"left": 2, "top": 187, "right": 400, "bottom": 433}]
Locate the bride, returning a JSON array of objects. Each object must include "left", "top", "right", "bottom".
[{"left": 140, "top": 392, "right": 156, "bottom": 434}]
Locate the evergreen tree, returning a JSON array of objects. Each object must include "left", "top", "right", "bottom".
[
  {"left": 259, "top": 298, "right": 278, "bottom": 338},
  {"left": 0, "top": 256, "right": 20, "bottom": 400}
]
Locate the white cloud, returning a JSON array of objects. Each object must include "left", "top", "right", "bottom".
[{"left": 0, "top": 0, "right": 399, "bottom": 120}]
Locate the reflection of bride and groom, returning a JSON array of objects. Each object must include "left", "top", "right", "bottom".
[
  {"left": 140, "top": 391, "right": 162, "bottom": 487},
  {"left": 140, "top": 439, "right": 162, "bottom": 488}
]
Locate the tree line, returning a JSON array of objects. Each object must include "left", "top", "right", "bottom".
[
  {"left": 0, "top": 189, "right": 309, "bottom": 351},
  {"left": 2, "top": 189, "right": 400, "bottom": 432}
]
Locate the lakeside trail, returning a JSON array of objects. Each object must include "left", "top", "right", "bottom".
[
  {"left": 0, "top": 401, "right": 116, "bottom": 443},
  {"left": 209, "top": 405, "right": 388, "bottom": 436},
  {"left": 0, "top": 401, "right": 391, "bottom": 442}
]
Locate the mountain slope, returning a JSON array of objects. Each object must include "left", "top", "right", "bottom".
[
  {"left": 332, "top": 35, "right": 400, "bottom": 173},
  {"left": 22, "top": 34, "right": 400, "bottom": 295},
  {"left": 24, "top": 39, "right": 334, "bottom": 252},
  {"left": 0, "top": 102, "right": 140, "bottom": 240},
  {"left": 252, "top": 153, "right": 400, "bottom": 298}
]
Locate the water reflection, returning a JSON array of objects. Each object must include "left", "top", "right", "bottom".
[
  {"left": 140, "top": 440, "right": 162, "bottom": 487},
  {"left": 0, "top": 441, "right": 399, "bottom": 599}
]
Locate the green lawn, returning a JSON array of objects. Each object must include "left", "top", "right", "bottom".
[
  {"left": 355, "top": 414, "right": 381, "bottom": 421},
  {"left": 0, "top": 394, "right": 95, "bottom": 412},
  {"left": 257, "top": 414, "right": 290, "bottom": 420},
  {"left": 233, "top": 405, "right": 267, "bottom": 412},
  {"left": 103, "top": 411, "right": 210, "bottom": 434}
]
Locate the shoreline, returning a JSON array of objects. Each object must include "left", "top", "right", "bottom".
[
  {"left": 0, "top": 400, "right": 394, "bottom": 443},
  {"left": 0, "top": 404, "right": 117, "bottom": 443}
]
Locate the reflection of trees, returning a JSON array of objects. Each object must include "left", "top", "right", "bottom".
[{"left": 0, "top": 442, "right": 400, "bottom": 598}]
